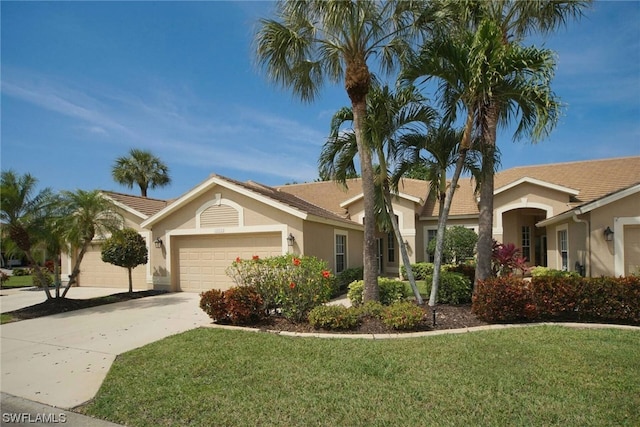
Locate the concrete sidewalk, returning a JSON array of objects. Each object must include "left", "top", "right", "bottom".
[{"left": 1, "top": 292, "right": 210, "bottom": 409}]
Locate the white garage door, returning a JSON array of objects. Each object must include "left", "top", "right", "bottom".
[
  {"left": 175, "top": 233, "right": 282, "bottom": 293},
  {"left": 79, "top": 245, "right": 148, "bottom": 289}
]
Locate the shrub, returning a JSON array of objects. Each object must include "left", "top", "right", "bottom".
[
  {"left": 357, "top": 301, "right": 385, "bottom": 319},
  {"left": 426, "top": 226, "right": 478, "bottom": 264},
  {"left": 472, "top": 277, "right": 537, "bottom": 323},
  {"left": 226, "top": 254, "right": 334, "bottom": 322},
  {"left": 307, "top": 305, "right": 360, "bottom": 330},
  {"left": 401, "top": 263, "right": 434, "bottom": 280},
  {"left": 200, "top": 289, "right": 228, "bottom": 322},
  {"left": 347, "top": 277, "right": 406, "bottom": 306},
  {"left": 0, "top": 272, "right": 9, "bottom": 286},
  {"left": 529, "top": 266, "right": 580, "bottom": 278},
  {"left": 381, "top": 301, "right": 425, "bottom": 330},
  {"left": 12, "top": 268, "right": 30, "bottom": 277},
  {"left": 334, "top": 267, "right": 363, "bottom": 295},
  {"left": 472, "top": 276, "right": 640, "bottom": 325},
  {"left": 420, "top": 272, "right": 472, "bottom": 304},
  {"left": 224, "top": 286, "right": 265, "bottom": 325},
  {"left": 199, "top": 286, "right": 264, "bottom": 325},
  {"left": 445, "top": 262, "right": 476, "bottom": 285},
  {"left": 32, "top": 272, "right": 53, "bottom": 288}
]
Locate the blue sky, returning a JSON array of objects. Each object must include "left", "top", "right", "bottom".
[{"left": 2, "top": 1, "right": 639, "bottom": 200}]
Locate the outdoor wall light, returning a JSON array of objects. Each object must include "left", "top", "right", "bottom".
[
  {"left": 604, "top": 226, "right": 614, "bottom": 242},
  {"left": 287, "top": 233, "right": 296, "bottom": 246},
  {"left": 154, "top": 238, "right": 163, "bottom": 248}
]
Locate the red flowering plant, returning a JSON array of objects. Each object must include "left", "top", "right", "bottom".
[
  {"left": 492, "top": 241, "right": 529, "bottom": 277},
  {"left": 226, "top": 254, "right": 334, "bottom": 321}
]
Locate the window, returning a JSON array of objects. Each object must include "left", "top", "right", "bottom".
[
  {"left": 387, "top": 233, "right": 395, "bottom": 263},
  {"left": 522, "top": 226, "right": 531, "bottom": 262},
  {"left": 335, "top": 234, "right": 347, "bottom": 273},
  {"left": 558, "top": 229, "right": 568, "bottom": 271}
]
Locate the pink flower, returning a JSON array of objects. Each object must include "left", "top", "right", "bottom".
[{"left": 322, "top": 270, "right": 331, "bottom": 279}]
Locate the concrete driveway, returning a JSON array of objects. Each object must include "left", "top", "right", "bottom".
[
  {"left": 1, "top": 287, "right": 133, "bottom": 313},
  {"left": 1, "top": 292, "right": 210, "bottom": 409}
]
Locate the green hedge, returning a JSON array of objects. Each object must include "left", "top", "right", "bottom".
[
  {"left": 347, "top": 278, "right": 406, "bottom": 306},
  {"left": 472, "top": 276, "right": 640, "bottom": 324}
]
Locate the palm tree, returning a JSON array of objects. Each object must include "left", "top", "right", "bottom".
[
  {"left": 402, "top": 17, "right": 558, "bottom": 306},
  {"left": 112, "top": 149, "right": 171, "bottom": 197},
  {"left": 320, "top": 84, "right": 438, "bottom": 304},
  {"left": 255, "top": 1, "right": 438, "bottom": 302},
  {"left": 56, "top": 190, "right": 123, "bottom": 297},
  {"left": 0, "top": 170, "right": 55, "bottom": 299},
  {"left": 450, "top": 0, "right": 591, "bottom": 285}
]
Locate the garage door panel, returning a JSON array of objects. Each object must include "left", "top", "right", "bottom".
[
  {"left": 79, "top": 246, "right": 147, "bottom": 289},
  {"left": 175, "top": 233, "right": 282, "bottom": 293}
]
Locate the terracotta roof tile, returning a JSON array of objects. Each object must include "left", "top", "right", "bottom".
[{"left": 102, "top": 191, "right": 169, "bottom": 218}]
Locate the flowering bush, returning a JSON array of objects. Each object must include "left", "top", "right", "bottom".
[{"left": 226, "top": 254, "right": 334, "bottom": 322}]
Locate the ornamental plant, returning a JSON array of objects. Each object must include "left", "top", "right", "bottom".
[
  {"left": 347, "top": 277, "right": 406, "bottom": 306},
  {"left": 381, "top": 301, "right": 425, "bottom": 330},
  {"left": 199, "top": 286, "right": 264, "bottom": 325},
  {"left": 226, "top": 254, "right": 334, "bottom": 322},
  {"left": 492, "top": 241, "right": 528, "bottom": 277}
]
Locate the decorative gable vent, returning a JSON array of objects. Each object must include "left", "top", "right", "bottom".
[{"left": 196, "top": 193, "right": 244, "bottom": 229}]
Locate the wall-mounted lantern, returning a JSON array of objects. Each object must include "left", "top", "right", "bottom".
[
  {"left": 287, "top": 233, "right": 295, "bottom": 247},
  {"left": 154, "top": 238, "right": 163, "bottom": 248},
  {"left": 603, "top": 226, "right": 614, "bottom": 242}
]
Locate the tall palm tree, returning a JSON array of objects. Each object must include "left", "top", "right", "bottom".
[
  {"left": 255, "top": 0, "right": 437, "bottom": 302},
  {"left": 320, "top": 84, "right": 438, "bottom": 304},
  {"left": 403, "top": 17, "right": 558, "bottom": 306},
  {"left": 450, "top": 0, "right": 591, "bottom": 285},
  {"left": 112, "top": 149, "right": 171, "bottom": 197},
  {"left": 0, "top": 170, "right": 55, "bottom": 299},
  {"left": 56, "top": 190, "right": 123, "bottom": 297}
]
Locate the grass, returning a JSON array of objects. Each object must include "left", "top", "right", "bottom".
[
  {"left": 1, "top": 274, "right": 35, "bottom": 289},
  {"left": 83, "top": 325, "right": 640, "bottom": 427}
]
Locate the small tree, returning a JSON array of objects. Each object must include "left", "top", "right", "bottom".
[
  {"left": 101, "top": 228, "right": 148, "bottom": 294},
  {"left": 427, "top": 226, "right": 478, "bottom": 264}
]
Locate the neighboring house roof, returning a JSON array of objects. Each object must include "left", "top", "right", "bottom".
[
  {"left": 140, "top": 173, "right": 361, "bottom": 229},
  {"left": 421, "top": 156, "right": 640, "bottom": 219},
  {"left": 101, "top": 191, "right": 169, "bottom": 218},
  {"left": 276, "top": 178, "right": 428, "bottom": 217},
  {"left": 537, "top": 182, "right": 640, "bottom": 227}
]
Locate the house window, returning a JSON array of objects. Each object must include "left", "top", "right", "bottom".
[
  {"left": 387, "top": 233, "right": 395, "bottom": 263},
  {"left": 335, "top": 234, "right": 347, "bottom": 273},
  {"left": 522, "top": 226, "right": 531, "bottom": 262},
  {"left": 426, "top": 229, "right": 437, "bottom": 263},
  {"left": 558, "top": 229, "right": 568, "bottom": 271}
]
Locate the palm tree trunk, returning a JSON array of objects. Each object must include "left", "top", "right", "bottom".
[
  {"left": 382, "top": 187, "right": 423, "bottom": 305},
  {"left": 474, "top": 105, "right": 499, "bottom": 291},
  {"left": 26, "top": 252, "right": 52, "bottom": 300},
  {"left": 430, "top": 112, "right": 474, "bottom": 307},
  {"left": 352, "top": 99, "right": 379, "bottom": 302},
  {"left": 61, "top": 242, "right": 90, "bottom": 298}
]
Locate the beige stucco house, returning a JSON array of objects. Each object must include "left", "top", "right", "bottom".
[{"left": 62, "top": 156, "right": 640, "bottom": 292}]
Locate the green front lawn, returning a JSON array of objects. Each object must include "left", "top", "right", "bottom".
[
  {"left": 0, "top": 274, "right": 35, "bottom": 288},
  {"left": 83, "top": 325, "right": 640, "bottom": 426}
]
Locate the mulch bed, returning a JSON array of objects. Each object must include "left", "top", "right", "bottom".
[
  {"left": 250, "top": 304, "right": 489, "bottom": 335},
  {"left": 3, "top": 290, "right": 168, "bottom": 321}
]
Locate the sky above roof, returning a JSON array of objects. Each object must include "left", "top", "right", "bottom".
[{"left": 2, "top": 1, "right": 639, "bottom": 200}]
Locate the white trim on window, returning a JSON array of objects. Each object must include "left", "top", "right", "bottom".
[
  {"left": 556, "top": 224, "right": 569, "bottom": 271},
  {"left": 334, "top": 231, "right": 348, "bottom": 274}
]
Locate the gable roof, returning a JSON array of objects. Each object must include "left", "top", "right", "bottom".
[
  {"left": 420, "top": 156, "right": 640, "bottom": 218},
  {"left": 276, "top": 178, "right": 428, "bottom": 217},
  {"left": 141, "top": 173, "right": 361, "bottom": 229},
  {"left": 101, "top": 191, "right": 169, "bottom": 218}
]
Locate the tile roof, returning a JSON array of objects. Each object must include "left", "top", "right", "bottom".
[
  {"left": 276, "top": 178, "right": 429, "bottom": 217},
  {"left": 210, "top": 174, "right": 361, "bottom": 226},
  {"left": 102, "top": 191, "right": 169, "bottom": 218}
]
